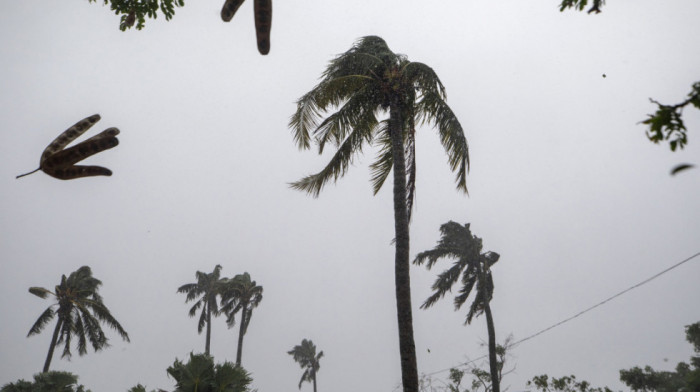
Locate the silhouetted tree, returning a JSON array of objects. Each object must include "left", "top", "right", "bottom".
[
  {"left": 290, "top": 35, "right": 469, "bottom": 392},
  {"left": 177, "top": 265, "right": 225, "bottom": 356},
  {"left": 288, "top": 339, "right": 323, "bottom": 392},
  {"left": 414, "top": 222, "right": 501, "bottom": 392},
  {"left": 27, "top": 266, "right": 129, "bottom": 373},
  {"left": 220, "top": 272, "right": 263, "bottom": 366}
]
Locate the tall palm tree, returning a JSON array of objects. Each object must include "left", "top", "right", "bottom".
[
  {"left": 289, "top": 36, "right": 469, "bottom": 392},
  {"left": 413, "top": 221, "right": 502, "bottom": 392},
  {"left": 177, "top": 265, "right": 225, "bottom": 356},
  {"left": 287, "top": 339, "right": 323, "bottom": 392},
  {"left": 220, "top": 272, "right": 263, "bottom": 367},
  {"left": 27, "top": 266, "right": 130, "bottom": 373}
]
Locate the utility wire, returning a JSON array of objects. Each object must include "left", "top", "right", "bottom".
[{"left": 418, "top": 250, "right": 700, "bottom": 379}]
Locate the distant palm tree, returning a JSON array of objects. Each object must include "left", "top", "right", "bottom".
[
  {"left": 288, "top": 339, "right": 323, "bottom": 392},
  {"left": 220, "top": 272, "right": 263, "bottom": 367},
  {"left": 27, "top": 266, "right": 129, "bottom": 373},
  {"left": 177, "top": 265, "right": 225, "bottom": 356},
  {"left": 290, "top": 35, "right": 469, "bottom": 392},
  {"left": 414, "top": 222, "right": 502, "bottom": 392}
]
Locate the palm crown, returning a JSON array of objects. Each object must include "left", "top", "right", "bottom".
[{"left": 290, "top": 35, "right": 469, "bottom": 218}]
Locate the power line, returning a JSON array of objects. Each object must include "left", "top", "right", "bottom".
[{"left": 417, "top": 250, "right": 700, "bottom": 380}]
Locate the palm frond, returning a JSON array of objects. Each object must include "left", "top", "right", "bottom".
[
  {"left": 29, "top": 287, "right": 53, "bottom": 299},
  {"left": 27, "top": 307, "right": 55, "bottom": 336},
  {"left": 290, "top": 120, "right": 376, "bottom": 197},
  {"left": 416, "top": 90, "right": 470, "bottom": 193},
  {"left": 368, "top": 120, "right": 392, "bottom": 195}
]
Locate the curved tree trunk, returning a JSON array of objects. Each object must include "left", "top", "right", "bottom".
[
  {"left": 43, "top": 318, "right": 62, "bottom": 373},
  {"left": 236, "top": 307, "right": 247, "bottom": 366},
  {"left": 389, "top": 99, "right": 419, "bottom": 392},
  {"left": 205, "top": 305, "right": 212, "bottom": 356}
]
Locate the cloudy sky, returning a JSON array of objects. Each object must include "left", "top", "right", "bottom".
[{"left": 1, "top": 1, "right": 699, "bottom": 391}]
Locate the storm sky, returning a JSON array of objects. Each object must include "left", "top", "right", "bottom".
[{"left": 1, "top": 1, "right": 699, "bottom": 391}]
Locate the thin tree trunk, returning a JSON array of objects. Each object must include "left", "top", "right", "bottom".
[
  {"left": 389, "top": 99, "right": 419, "bottom": 392},
  {"left": 236, "top": 307, "right": 247, "bottom": 366},
  {"left": 482, "top": 272, "right": 499, "bottom": 392},
  {"left": 43, "top": 319, "right": 62, "bottom": 373},
  {"left": 205, "top": 305, "right": 212, "bottom": 356},
  {"left": 312, "top": 371, "right": 317, "bottom": 392}
]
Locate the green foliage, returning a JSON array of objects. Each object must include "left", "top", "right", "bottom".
[
  {"left": 527, "top": 375, "right": 613, "bottom": 392},
  {"left": 559, "top": 0, "right": 605, "bottom": 14},
  {"left": 619, "top": 322, "right": 700, "bottom": 392},
  {"left": 644, "top": 82, "right": 700, "bottom": 152},
  {"left": 166, "top": 353, "right": 252, "bottom": 392},
  {"left": 1, "top": 371, "right": 91, "bottom": 392},
  {"left": 87, "top": 0, "right": 184, "bottom": 31}
]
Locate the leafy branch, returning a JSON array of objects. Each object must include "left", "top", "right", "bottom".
[
  {"left": 559, "top": 0, "right": 605, "bottom": 14},
  {"left": 644, "top": 82, "right": 700, "bottom": 152},
  {"left": 87, "top": 0, "right": 184, "bottom": 31}
]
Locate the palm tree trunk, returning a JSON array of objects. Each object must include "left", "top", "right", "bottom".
[
  {"left": 482, "top": 286, "right": 499, "bottom": 392},
  {"left": 389, "top": 98, "right": 419, "bottom": 392},
  {"left": 312, "top": 371, "right": 318, "bottom": 392},
  {"left": 205, "top": 305, "right": 212, "bottom": 356},
  {"left": 236, "top": 308, "right": 247, "bottom": 366},
  {"left": 43, "top": 319, "right": 62, "bottom": 373}
]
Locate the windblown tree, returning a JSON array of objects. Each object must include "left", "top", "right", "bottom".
[
  {"left": 414, "top": 222, "right": 501, "bottom": 392},
  {"left": 177, "top": 265, "right": 225, "bottom": 356},
  {"left": 27, "top": 266, "right": 130, "bottom": 373},
  {"left": 220, "top": 272, "right": 263, "bottom": 367},
  {"left": 289, "top": 35, "right": 469, "bottom": 392},
  {"left": 287, "top": 339, "right": 323, "bottom": 392}
]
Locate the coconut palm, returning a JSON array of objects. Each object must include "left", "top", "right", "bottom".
[
  {"left": 220, "top": 272, "right": 263, "bottom": 367},
  {"left": 287, "top": 339, "right": 323, "bottom": 392},
  {"left": 413, "top": 221, "right": 502, "bottom": 392},
  {"left": 27, "top": 266, "right": 129, "bottom": 373},
  {"left": 289, "top": 35, "right": 469, "bottom": 392},
  {"left": 177, "top": 265, "right": 225, "bottom": 356}
]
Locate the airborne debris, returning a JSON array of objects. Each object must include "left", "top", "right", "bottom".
[{"left": 16, "top": 114, "right": 120, "bottom": 180}]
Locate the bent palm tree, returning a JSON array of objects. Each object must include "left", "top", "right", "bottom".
[
  {"left": 177, "top": 265, "right": 225, "bottom": 356},
  {"left": 414, "top": 222, "right": 501, "bottom": 392},
  {"left": 289, "top": 36, "right": 469, "bottom": 392},
  {"left": 288, "top": 339, "right": 323, "bottom": 392},
  {"left": 27, "top": 266, "right": 129, "bottom": 373},
  {"left": 220, "top": 272, "right": 263, "bottom": 367}
]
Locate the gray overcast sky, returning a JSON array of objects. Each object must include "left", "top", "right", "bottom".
[{"left": 1, "top": 1, "right": 699, "bottom": 391}]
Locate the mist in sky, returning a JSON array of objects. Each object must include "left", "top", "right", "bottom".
[{"left": 1, "top": 1, "right": 699, "bottom": 392}]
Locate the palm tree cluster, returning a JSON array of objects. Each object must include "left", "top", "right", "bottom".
[
  {"left": 15, "top": 35, "right": 508, "bottom": 392},
  {"left": 177, "top": 265, "right": 263, "bottom": 366}
]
